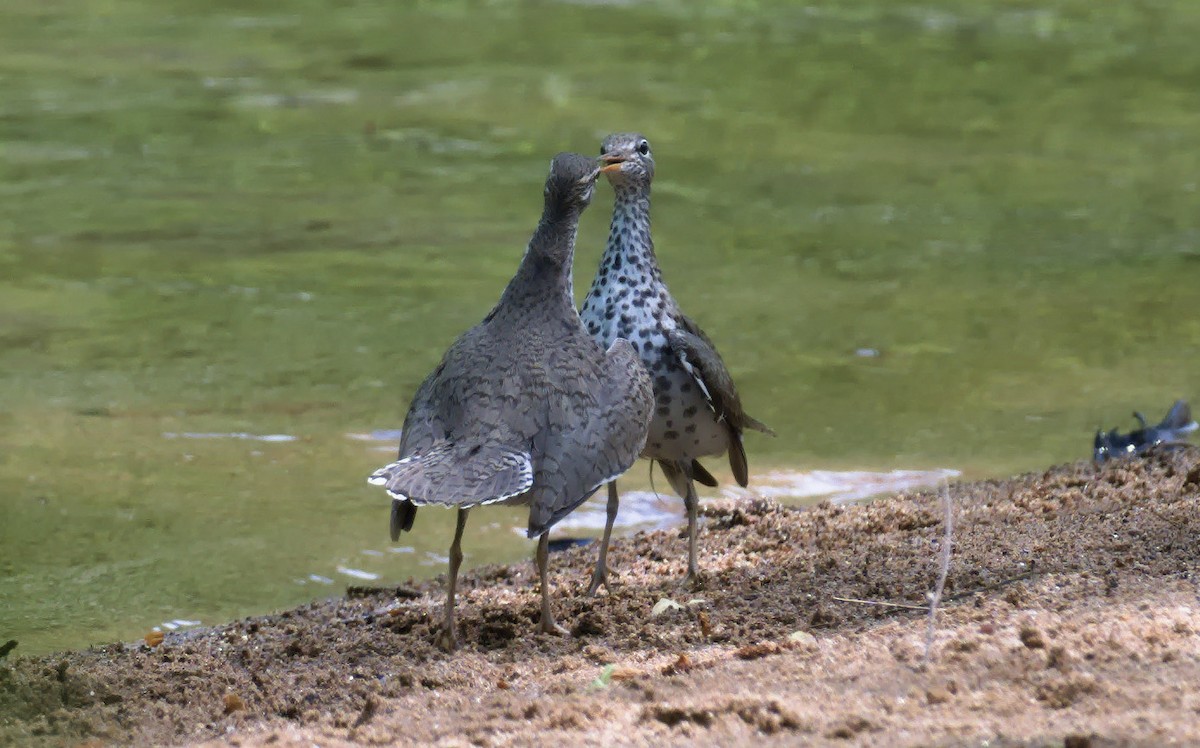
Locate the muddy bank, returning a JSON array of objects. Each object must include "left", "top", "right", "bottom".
[{"left": 2, "top": 451, "right": 1199, "bottom": 746}]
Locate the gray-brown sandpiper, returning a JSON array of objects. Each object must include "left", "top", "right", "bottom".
[{"left": 369, "top": 152, "right": 654, "bottom": 650}]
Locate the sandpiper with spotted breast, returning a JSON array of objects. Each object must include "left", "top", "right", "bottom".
[{"left": 580, "top": 133, "right": 773, "bottom": 591}]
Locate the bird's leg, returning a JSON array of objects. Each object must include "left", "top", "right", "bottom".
[
  {"left": 437, "top": 507, "right": 469, "bottom": 652},
  {"left": 587, "top": 481, "right": 621, "bottom": 596},
  {"left": 536, "top": 533, "right": 570, "bottom": 637},
  {"left": 681, "top": 479, "right": 705, "bottom": 590}
]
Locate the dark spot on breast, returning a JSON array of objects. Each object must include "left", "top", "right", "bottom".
[
  {"left": 683, "top": 405, "right": 698, "bottom": 418},
  {"left": 680, "top": 382, "right": 693, "bottom": 394},
  {"left": 685, "top": 424, "right": 696, "bottom": 433},
  {"left": 664, "top": 430, "right": 679, "bottom": 440},
  {"left": 656, "top": 405, "right": 670, "bottom": 417}
]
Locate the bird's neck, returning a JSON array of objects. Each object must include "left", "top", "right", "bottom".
[
  {"left": 600, "top": 189, "right": 662, "bottom": 283},
  {"left": 496, "top": 206, "right": 581, "bottom": 317}
]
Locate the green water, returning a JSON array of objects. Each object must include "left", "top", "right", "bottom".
[{"left": 2, "top": 0, "right": 1198, "bottom": 655}]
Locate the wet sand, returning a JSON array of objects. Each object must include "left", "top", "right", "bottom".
[{"left": 2, "top": 450, "right": 1198, "bottom": 747}]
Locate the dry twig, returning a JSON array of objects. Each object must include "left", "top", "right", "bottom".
[
  {"left": 922, "top": 480, "right": 954, "bottom": 667},
  {"left": 830, "top": 596, "right": 928, "bottom": 611}
]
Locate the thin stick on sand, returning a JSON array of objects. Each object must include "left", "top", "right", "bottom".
[
  {"left": 830, "top": 596, "right": 929, "bottom": 611},
  {"left": 831, "top": 480, "right": 956, "bottom": 664},
  {"left": 923, "top": 480, "right": 954, "bottom": 667}
]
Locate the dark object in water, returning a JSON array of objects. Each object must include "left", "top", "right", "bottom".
[
  {"left": 0, "top": 639, "right": 16, "bottom": 658},
  {"left": 1093, "top": 400, "right": 1197, "bottom": 461}
]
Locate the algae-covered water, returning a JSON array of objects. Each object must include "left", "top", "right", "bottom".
[{"left": 2, "top": 0, "right": 1197, "bottom": 655}]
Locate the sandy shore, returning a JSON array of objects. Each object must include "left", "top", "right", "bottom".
[{"left": 2, "top": 450, "right": 1199, "bottom": 747}]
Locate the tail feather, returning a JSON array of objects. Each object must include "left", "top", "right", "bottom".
[
  {"left": 657, "top": 459, "right": 690, "bottom": 499},
  {"left": 367, "top": 440, "right": 533, "bottom": 507},
  {"left": 658, "top": 458, "right": 722, "bottom": 498},
  {"left": 691, "top": 460, "right": 718, "bottom": 488},
  {"left": 390, "top": 499, "right": 418, "bottom": 541},
  {"left": 728, "top": 434, "right": 749, "bottom": 487},
  {"left": 743, "top": 414, "right": 775, "bottom": 437}
]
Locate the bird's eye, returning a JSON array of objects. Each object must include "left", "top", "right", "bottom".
[{"left": 636, "top": 140, "right": 650, "bottom": 156}]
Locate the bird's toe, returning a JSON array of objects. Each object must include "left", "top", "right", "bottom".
[
  {"left": 586, "top": 564, "right": 621, "bottom": 597},
  {"left": 435, "top": 626, "right": 458, "bottom": 652},
  {"left": 538, "top": 617, "right": 572, "bottom": 638}
]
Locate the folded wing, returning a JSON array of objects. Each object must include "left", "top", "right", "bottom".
[
  {"left": 526, "top": 339, "right": 653, "bottom": 537},
  {"left": 666, "top": 316, "right": 774, "bottom": 487}
]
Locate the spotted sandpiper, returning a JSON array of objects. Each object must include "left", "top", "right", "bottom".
[
  {"left": 368, "top": 152, "right": 654, "bottom": 651},
  {"left": 580, "top": 133, "right": 773, "bottom": 592}
]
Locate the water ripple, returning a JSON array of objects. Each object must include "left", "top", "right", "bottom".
[
  {"left": 163, "top": 432, "right": 297, "bottom": 442},
  {"left": 551, "top": 468, "right": 959, "bottom": 534}
]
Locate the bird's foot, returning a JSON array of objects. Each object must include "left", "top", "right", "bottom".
[
  {"left": 586, "top": 564, "right": 621, "bottom": 597},
  {"left": 679, "top": 568, "right": 706, "bottom": 592},
  {"left": 435, "top": 624, "right": 458, "bottom": 653},
  {"left": 537, "top": 616, "right": 571, "bottom": 638}
]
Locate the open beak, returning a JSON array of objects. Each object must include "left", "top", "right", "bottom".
[{"left": 599, "top": 151, "right": 626, "bottom": 173}]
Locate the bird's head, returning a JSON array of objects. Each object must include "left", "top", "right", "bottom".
[
  {"left": 598, "top": 132, "right": 654, "bottom": 190},
  {"left": 543, "top": 152, "right": 609, "bottom": 212}
]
